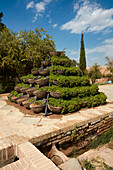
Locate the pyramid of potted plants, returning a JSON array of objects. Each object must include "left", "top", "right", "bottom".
[
  {"left": 47, "top": 53, "right": 107, "bottom": 114},
  {"left": 8, "top": 58, "right": 51, "bottom": 113},
  {"left": 8, "top": 51, "right": 107, "bottom": 115}
]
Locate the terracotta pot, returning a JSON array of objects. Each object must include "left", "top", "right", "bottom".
[
  {"left": 38, "top": 68, "right": 50, "bottom": 76},
  {"left": 50, "top": 51, "right": 61, "bottom": 57},
  {"left": 20, "top": 87, "right": 30, "bottom": 94},
  {"left": 57, "top": 69, "right": 65, "bottom": 75},
  {"left": 41, "top": 60, "right": 51, "bottom": 67},
  {"left": 31, "top": 70, "right": 39, "bottom": 75},
  {"left": 26, "top": 87, "right": 36, "bottom": 96},
  {"left": 52, "top": 80, "right": 58, "bottom": 85},
  {"left": 22, "top": 99, "right": 33, "bottom": 109},
  {"left": 36, "top": 78, "right": 49, "bottom": 87},
  {"left": 33, "top": 90, "right": 47, "bottom": 99},
  {"left": 48, "top": 104, "right": 62, "bottom": 113},
  {"left": 28, "top": 78, "right": 36, "bottom": 84},
  {"left": 23, "top": 79, "right": 29, "bottom": 84},
  {"left": 72, "top": 92, "right": 78, "bottom": 97},
  {"left": 30, "top": 103, "right": 46, "bottom": 113},
  {"left": 11, "top": 96, "right": 19, "bottom": 103},
  {"left": 50, "top": 91, "right": 61, "bottom": 98},
  {"left": 16, "top": 96, "right": 28, "bottom": 105},
  {"left": 14, "top": 86, "right": 22, "bottom": 92},
  {"left": 80, "top": 101, "right": 87, "bottom": 108}
]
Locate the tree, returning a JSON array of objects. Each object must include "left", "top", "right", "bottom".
[
  {"left": 0, "top": 27, "right": 56, "bottom": 82},
  {"left": 105, "top": 56, "right": 113, "bottom": 83},
  {"left": 88, "top": 63, "right": 101, "bottom": 84},
  {"left": 0, "top": 12, "right": 5, "bottom": 31},
  {"left": 79, "top": 33, "right": 86, "bottom": 74}
]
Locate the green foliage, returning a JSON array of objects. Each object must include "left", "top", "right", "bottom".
[
  {"left": 88, "top": 63, "right": 102, "bottom": 84},
  {"left": 21, "top": 74, "right": 37, "bottom": 80},
  {"left": 51, "top": 56, "right": 73, "bottom": 67},
  {"left": 48, "top": 92, "right": 107, "bottom": 114},
  {"left": 35, "top": 100, "right": 45, "bottom": 105},
  {"left": 49, "top": 74, "right": 90, "bottom": 87},
  {"left": 50, "top": 65, "right": 82, "bottom": 76},
  {"left": 0, "top": 27, "right": 55, "bottom": 81},
  {"left": 16, "top": 83, "right": 29, "bottom": 88},
  {"left": 91, "top": 126, "right": 113, "bottom": 149},
  {"left": 48, "top": 85, "right": 99, "bottom": 99},
  {"left": 0, "top": 12, "right": 5, "bottom": 31},
  {"left": 79, "top": 33, "right": 86, "bottom": 74},
  {"left": 105, "top": 56, "right": 113, "bottom": 83}
]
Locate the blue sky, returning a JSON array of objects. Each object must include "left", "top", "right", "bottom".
[{"left": 1, "top": 0, "right": 113, "bottom": 67}]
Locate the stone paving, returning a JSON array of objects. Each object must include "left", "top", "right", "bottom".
[{"left": 0, "top": 84, "right": 113, "bottom": 142}]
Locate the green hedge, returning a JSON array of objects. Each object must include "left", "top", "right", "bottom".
[
  {"left": 21, "top": 74, "right": 37, "bottom": 80},
  {"left": 16, "top": 83, "right": 30, "bottom": 88},
  {"left": 48, "top": 92, "right": 107, "bottom": 114},
  {"left": 51, "top": 56, "right": 72, "bottom": 67},
  {"left": 50, "top": 65, "right": 82, "bottom": 76},
  {"left": 49, "top": 74, "right": 90, "bottom": 87},
  {"left": 48, "top": 85, "right": 99, "bottom": 99}
]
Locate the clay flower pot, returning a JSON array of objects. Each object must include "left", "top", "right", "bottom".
[
  {"left": 41, "top": 60, "right": 51, "bottom": 67},
  {"left": 22, "top": 79, "right": 29, "bottom": 84},
  {"left": 57, "top": 69, "right": 65, "bottom": 75},
  {"left": 30, "top": 103, "right": 46, "bottom": 113},
  {"left": 38, "top": 68, "right": 50, "bottom": 76},
  {"left": 26, "top": 87, "right": 36, "bottom": 96},
  {"left": 22, "top": 99, "right": 33, "bottom": 109},
  {"left": 50, "top": 51, "right": 61, "bottom": 57},
  {"left": 33, "top": 90, "right": 47, "bottom": 99},
  {"left": 11, "top": 96, "right": 20, "bottom": 103},
  {"left": 48, "top": 104, "right": 62, "bottom": 114},
  {"left": 36, "top": 78, "right": 49, "bottom": 87},
  {"left": 31, "top": 70, "right": 39, "bottom": 75},
  {"left": 16, "top": 95, "right": 28, "bottom": 105},
  {"left": 50, "top": 91, "right": 61, "bottom": 99},
  {"left": 28, "top": 78, "right": 36, "bottom": 84},
  {"left": 20, "top": 87, "right": 30, "bottom": 94},
  {"left": 52, "top": 80, "right": 58, "bottom": 85},
  {"left": 72, "top": 92, "right": 78, "bottom": 97},
  {"left": 14, "top": 86, "right": 22, "bottom": 92}
]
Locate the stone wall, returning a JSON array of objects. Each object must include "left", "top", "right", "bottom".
[{"left": 32, "top": 112, "right": 113, "bottom": 150}]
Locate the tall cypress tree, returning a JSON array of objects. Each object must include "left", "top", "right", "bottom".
[{"left": 79, "top": 33, "right": 86, "bottom": 74}]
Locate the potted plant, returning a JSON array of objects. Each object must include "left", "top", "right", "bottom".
[
  {"left": 9, "top": 90, "right": 22, "bottom": 103},
  {"left": 26, "top": 87, "right": 36, "bottom": 96},
  {"left": 30, "top": 100, "right": 46, "bottom": 113},
  {"left": 50, "top": 51, "right": 61, "bottom": 57},
  {"left": 16, "top": 94, "right": 29, "bottom": 105},
  {"left": 41, "top": 60, "right": 51, "bottom": 67},
  {"left": 38, "top": 67, "right": 50, "bottom": 76},
  {"left": 33, "top": 86, "right": 47, "bottom": 99},
  {"left": 22, "top": 97, "right": 35, "bottom": 109},
  {"left": 48, "top": 98, "right": 63, "bottom": 114},
  {"left": 31, "top": 68, "right": 39, "bottom": 75},
  {"left": 35, "top": 77, "right": 49, "bottom": 87}
]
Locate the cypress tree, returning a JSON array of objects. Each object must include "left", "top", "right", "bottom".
[{"left": 79, "top": 33, "right": 86, "bottom": 74}]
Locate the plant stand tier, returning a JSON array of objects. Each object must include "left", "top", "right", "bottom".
[
  {"left": 50, "top": 51, "right": 61, "bottom": 57},
  {"left": 48, "top": 104, "right": 63, "bottom": 114},
  {"left": 30, "top": 103, "right": 46, "bottom": 113},
  {"left": 50, "top": 91, "right": 61, "bottom": 98},
  {"left": 26, "top": 87, "right": 36, "bottom": 96},
  {"left": 31, "top": 70, "right": 39, "bottom": 75},
  {"left": 33, "top": 90, "right": 47, "bottom": 99},
  {"left": 41, "top": 60, "right": 51, "bottom": 67},
  {"left": 16, "top": 96, "right": 29, "bottom": 105},
  {"left": 36, "top": 78, "right": 49, "bottom": 87},
  {"left": 38, "top": 68, "right": 50, "bottom": 76}
]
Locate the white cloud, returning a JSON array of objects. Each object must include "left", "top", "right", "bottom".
[
  {"left": 53, "top": 24, "right": 58, "bottom": 28},
  {"left": 26, "top": 0, "right": 52, "bottom": 22},
  {"left": 35, "top": 2, "right": 46, "bottom": 13},
  {"left": 60, "top": 0, "right": 113, "bottom": 34},
  {"left": 49, "top": 18, "right": 52, "bottom": 23},
  {"left": 73, "top": 3, "right": 79, "bottom": 12},
  {"left": 86, "top": 38, "right": 113, "bottom": 57},
  {"left": 26, "top": 1, "right": 34, "bottom": 9}
]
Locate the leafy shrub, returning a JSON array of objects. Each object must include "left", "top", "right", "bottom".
[
  {"left": 16, "top": 83, "right": 30, "bottom": 88},
  {"left": 21, "top": 74, "right": 37, "bottom": 80},
  {"left": 48, "top": 85, "right": 99, "bottom": 99},
  {"left": 48, "top": 92, "right": 107, "bottom": 114},
  {"left": 51, "top": 56, "right": 72, "bottom": 67},
  {"left": 50, "top": 65, "right": 82, "bottom": 76},
  {"left": 49, "top": 74, "right": 90, "bottom": 87}
]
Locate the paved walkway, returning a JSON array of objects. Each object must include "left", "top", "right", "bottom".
[{"left": 0, "top": 84, "right": 113, "bottom": 142}]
